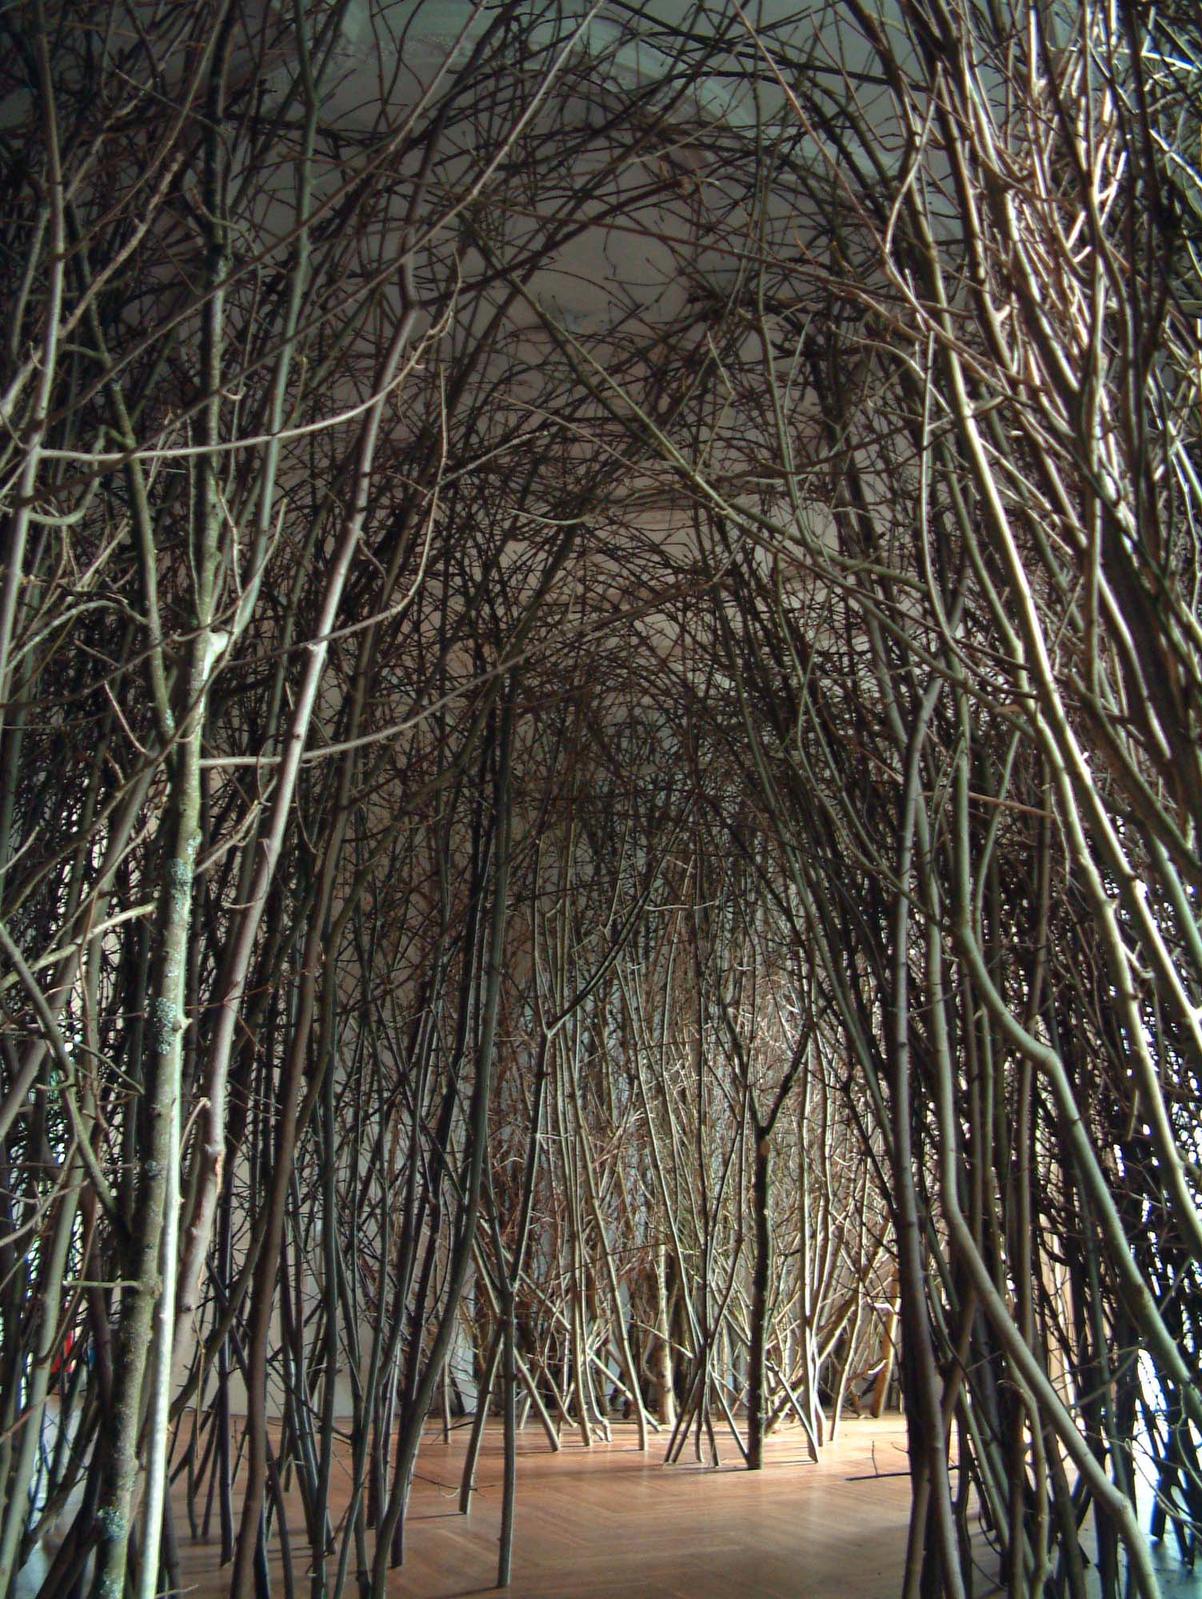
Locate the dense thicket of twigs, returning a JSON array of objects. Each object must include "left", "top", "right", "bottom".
[{"left": 0, "top": 2, "right": 1198, "bottom": 1597}]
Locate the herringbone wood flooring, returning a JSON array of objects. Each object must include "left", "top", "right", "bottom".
[{"left": 174, "top": 1416, "right": 926, "bottom": 1598}]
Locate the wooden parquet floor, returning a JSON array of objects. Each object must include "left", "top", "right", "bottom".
[{"left": 173, "top": 1416, "right": 929, "bottom": 1598}]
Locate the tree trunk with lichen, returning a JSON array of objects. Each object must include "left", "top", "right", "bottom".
[
  {"left": 89, "top": 23, "right": 230, "bottom": 1587},
  {"left": 746, "top": 1132, "right": 771, "bottom": 1470},
  {"left": 88, "top": 802, "right": 201, "bottom": 1599}
]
